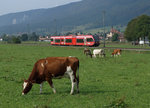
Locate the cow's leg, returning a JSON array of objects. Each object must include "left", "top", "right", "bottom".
[
  {"left": 76, "top": 71, "right": 79, "bottom": 93},
  {"left": 86, "top": 52, "right": 88, "bottom": 56},
  {"left": 116, "top": 54, "right": 119, "bottom": 57},
  {"left": 39, "top": 83, "right": 43, "bottom": 94},
  {"left": 71, "top": 74, "right": 75, "bottom": 95},
  {"left": 103, "top": 54, "right": 105, "bottom": 57},
  {"left": 89, "top": 52, "right": 92, "bottom": 57},
  {"left": 93, "top": 54, "right": 96, "bottom": 58},
  {"left": 99, "top": 53, "right": 101, "bottom": 57},
  {"left": 68, "top": 71, "right": 76, "bottom": 95},
  {"left": 76, "top": 79, "right": 79, "bottom": 93},
  {"left": 72, "top": 71, "right": 79, "bottom": 94},
  {"left": 46, "top": 78, "right": 56, "bottom": 94}
]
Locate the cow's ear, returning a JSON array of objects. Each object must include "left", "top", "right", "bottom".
[{"left": 24, "top": 79, "right": 28, "bottom": 82}]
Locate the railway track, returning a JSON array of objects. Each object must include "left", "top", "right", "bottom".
[
  {"left": 56, "top": 45, "right": 150, "bottom": 51},
  {"left": 21, "top": 42, "right": 150, "bottom": 51},
  {"left": 102, "top": 47, "right": 150, "bottom": 51}
]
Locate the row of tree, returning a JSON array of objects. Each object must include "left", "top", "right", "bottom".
[
  {"left": 1, "top": 32, "right": 39, "bottom": 43},
  {"left": 125, "top": 15, "right": 150, "bottom": 42}
]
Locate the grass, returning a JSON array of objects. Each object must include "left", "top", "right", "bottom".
[
  {"left": 0, "top": 43, "right": 150, "bottom": 108},
  {"left": 100, "top": 41, "right": 150, "bottom": 49}
]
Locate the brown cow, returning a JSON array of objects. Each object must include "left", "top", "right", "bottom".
[
  {"left": 83, "top": 48, "right": 92, "bottom": 58},
  {"left": 111, "top": 49, "right": 122, "bottom": 57},
  {"left": 22, "top": 57, "right": 79, "bottom": 95}
]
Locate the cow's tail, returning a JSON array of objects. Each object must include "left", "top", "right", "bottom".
[
  {"left": 76, "top": 60, "right": 79, "bottom": 93},
  {"left": 77, "top": 61, "right": 79, "bottom": 82}
]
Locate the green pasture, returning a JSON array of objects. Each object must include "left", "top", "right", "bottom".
[
  {"left": 100, "top": 42, "right": 150, "bottom": 49},
  {"left": 0, "top": 43, "right": 150, "bottom": 108}
]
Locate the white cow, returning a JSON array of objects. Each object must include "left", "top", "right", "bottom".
[{"left": 93, "top": 49, "right": 105, "bottom": 58}]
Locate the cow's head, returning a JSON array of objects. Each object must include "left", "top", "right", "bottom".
[
  {"left": 111, "top": 52, "right": 115, "bottom": 57},
  {"left": 22, "top": 80, "right": 33, "bottom": 95}
]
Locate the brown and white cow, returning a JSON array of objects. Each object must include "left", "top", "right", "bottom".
[
  {"left": 22, "top": 57, "right": 79, "bottom": 95},
  {"left": 83, "top": 48, "right": 92, "bottom": 58},
  {"left": 111, "top": 49, "right": 122, "bottom": 57}
]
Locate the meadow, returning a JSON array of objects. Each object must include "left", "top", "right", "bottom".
[{"left": 0, "top": 43, "right": 150, "bottom": 108}]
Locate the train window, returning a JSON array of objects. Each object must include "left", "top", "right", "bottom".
[
  {"left": 87, "top": 38, "right": 93, "bottom": 42},
  {"left": 66, "top": 39, "right": 72, "bottom": 43},
  {"left": 61, "top": 39, "right": 64, "bottom": 42},
  {"left": 55, "top": 39, "right": 60, "bottom": 43},
  {"left": 50, "top": 39, "right": 53, "bottom": 42},
  {"left": 77, "top": 39, "right": 84, "bottom": 43}
]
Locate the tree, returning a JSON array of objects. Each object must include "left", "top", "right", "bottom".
[
  {"left": 125, "top": 15, "right": 150, "bottom": 42},
  {"left": 124, "top": 18, "right": 139, "bottom": 41},
  {"left": 65, "top": 32, "right": 72, "bottom": 36},
  {"left": 112, "top": 33, "right": 119, "bottom": 41},
  {"left": 1, "top": 34, "right": 9, "bottom": 41},
  {"left": 12, "top": 37, "right": 21, "bottom": 44},
  {"left": 6, "top": 36, "right": 21, "bottom": 44},
  {"left": 29, "top": 32, "right": 39, "bottom": 41},
  {"left": 21, "top": 34, "right": 28, "bottom": 41}
]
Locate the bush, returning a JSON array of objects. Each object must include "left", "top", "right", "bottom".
[
  {"left": 105, "top": 97, "right": 128, "bottom": 108},
  {"left": 112, "top": 33, "right": 119, "bottom": 41},
  {"left": 7, "top": 37, "right": 21, "bottom": 44}
]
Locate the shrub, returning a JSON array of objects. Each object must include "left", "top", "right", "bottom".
[
  {"left": 7, "top": 37, "right": 21, "bottom": 44},
  {"left": 105, "top": 97, "right": 128, "bottom": 108}
]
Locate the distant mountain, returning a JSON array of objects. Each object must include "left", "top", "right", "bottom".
[{"left": 0, "top": 0, "right": 150, "bottom": 35}]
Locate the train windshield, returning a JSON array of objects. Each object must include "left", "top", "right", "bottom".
[
  {"left": 93, "top": 35, "right": 99, "bottom": 42},
  {"left": 87, "top": 38, "right": 93, "bottom": 42},
  {"left": 50, "top": 39, "right": 53, "bottom": 42}
]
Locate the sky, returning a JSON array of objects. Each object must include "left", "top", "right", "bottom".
[{"left": 0, "top": 0, "right": 81, "bottom": 16}]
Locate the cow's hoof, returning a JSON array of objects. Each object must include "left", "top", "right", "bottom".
[{"left": 70, "top": 92, "right": 74, "bottom": 95}]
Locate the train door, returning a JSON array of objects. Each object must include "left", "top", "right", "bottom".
[
  {"left": 72, "top": 37, "right": 76, "bottom": 45},
  {"left": 50, "top": 38, "right": 54, "bottom": 45},
  {"left": 64, "top": 38, "right": 66, "bottom": 45},
  {"left": 60, "top": 37, "right": 64, "bottom": 45},
  {"left": 84, "top": 37, "right": 87, "bottom": 46},
  {"left": 53, "top": 38, "right": 55, "bottom": 44}
]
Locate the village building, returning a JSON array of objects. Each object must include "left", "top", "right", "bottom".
[
  {"left": 0, "top": 38, "right": 3, "bottom": 41},
  {"left": 39, "top": 36, "right": 51, "bottom": 42},
  {"left": 107, "top": 28, "right": 126, "bottom": 42}
]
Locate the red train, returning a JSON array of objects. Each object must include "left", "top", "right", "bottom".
[{"left": 50, "top": 35, "right": 100, "bottom": 47}]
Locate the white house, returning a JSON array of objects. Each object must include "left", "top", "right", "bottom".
[{"left": 0, "top": 38, "right": 3, "bottom": 41}]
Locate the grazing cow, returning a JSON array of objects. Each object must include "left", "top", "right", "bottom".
[
  {"left": 83, "top": 48, "right": 92, "bottom": 58},
  {"left": 22, "top": 57, "right": 79, "bottom": 95},
  {"left": 92, "top": 49, "right": 105, "bottom": 58},
  {"left": 111, "top": 49, "right": 122, "bottom": 57}
]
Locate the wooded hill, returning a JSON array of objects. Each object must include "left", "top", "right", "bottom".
[{"left": 0, "top": 0, "right": 150, "bottom": 35}]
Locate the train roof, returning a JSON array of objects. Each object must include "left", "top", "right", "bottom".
[{"left": 50, "top": 35, "right": 93, "bottom": 38}]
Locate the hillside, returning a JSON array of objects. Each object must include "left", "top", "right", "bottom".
[{"left": 0, "top": 0, "right": 150, "bottom": 35}]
